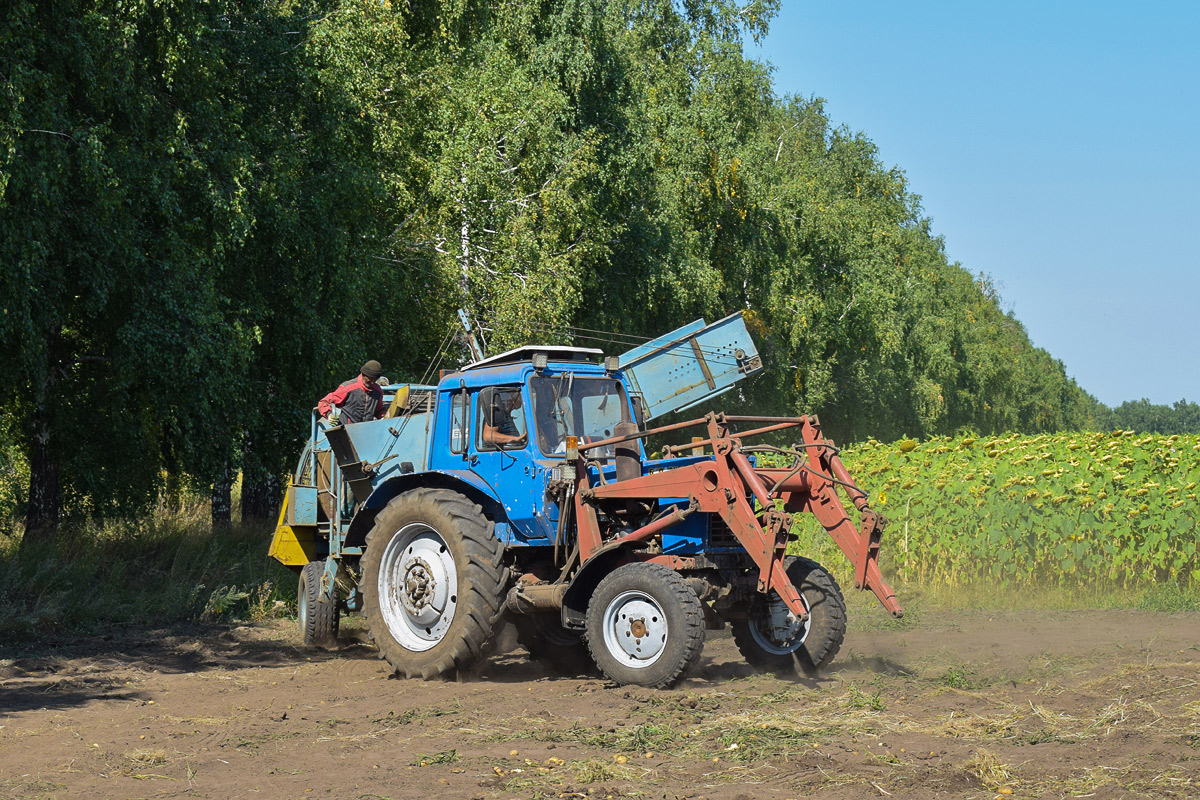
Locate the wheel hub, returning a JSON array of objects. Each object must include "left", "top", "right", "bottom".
[
  {"left": 402, "top": 557, "right": 436, "bottom": 612},
  {"left": 378, "top": 525, "right": 458, "bottom": 650},
  {"left": 750, "top": 592, "right": 811, "bottom": 654},
  {"left": 604, "top": 593, "right": 668, "bottom": 665}
]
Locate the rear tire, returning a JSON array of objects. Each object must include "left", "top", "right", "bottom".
[
  {"left": 298, "top": 560, "right": 340, "bottom": 647},
  {"left": 730, "top": 557, "right": 846, "bottom": 675},
  {"left": 585, "top": 563, "right": 705, "bottom": 688},
  {"left": 361, "top": 488, "right": 506, "bottom": 679}
]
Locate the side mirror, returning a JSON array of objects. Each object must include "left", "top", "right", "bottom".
[{"left": 630, "top": 395, "right": 647, "bottom": 427}]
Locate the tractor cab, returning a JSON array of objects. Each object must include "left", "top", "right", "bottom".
[{"left": 428, "top": 350, "right": 642, "bottom": 545}]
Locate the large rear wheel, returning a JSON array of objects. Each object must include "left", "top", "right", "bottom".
[
  {"left": 730, "top": 557, "right": 846, "bottom": 675},
  {"left": 361, "top": 488, "right": 506, "bottom": 679},
  {"left": 585, "top": 563, "right": 705, "bottom": 688}
]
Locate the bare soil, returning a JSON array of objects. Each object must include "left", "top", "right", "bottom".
[{"left": 2, "top": 607, "right": 1198, "bottom": 799}]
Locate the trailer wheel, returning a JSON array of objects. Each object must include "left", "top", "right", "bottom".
[
  {"left": 362, "top": 488, "right": 506, "bottom": 679},
  {"left": 514, "top": 612, "right": 596, "bottom": 676},
  {"left": 585, "top": 563, "right": 705, "bottom": 688},
  {"left": 731, "top": 557, "right": 847, "bottom": 675},
  {"left": 298, "top": 560, "right": 340, "bottom": 647}
]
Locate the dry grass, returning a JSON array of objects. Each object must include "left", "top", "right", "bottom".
[
  {"left": 0, "top": 776, "right": 67, "bottom": 800},
  {"left": 162, "top": 714, "right": 230, "bottom": 726},
  {"left": 0, "top": 518, "right": 295, "bottom": 641},
  {"left": 497, "top": 756, "right": 642, "bottom": 794},
  {"left": 123, "top": 748, "right": 168, "bottom": 767},
  {"left": 961, "top": 748, "right": 1015, "bottom": 789}
]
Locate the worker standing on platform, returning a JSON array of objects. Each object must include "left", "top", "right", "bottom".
[{"left": 318, "top": 361, "right": 386, "bottom": 424}]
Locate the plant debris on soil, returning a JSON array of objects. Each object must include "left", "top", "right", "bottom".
[{"left": 2, "top": 609, "right": 1198, "bottom": 799}]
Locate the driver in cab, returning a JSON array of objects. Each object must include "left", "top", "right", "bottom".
[{"left": 480, "top": 387, "right": 527, "bottom": 449}]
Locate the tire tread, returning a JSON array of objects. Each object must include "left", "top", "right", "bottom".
[
  {"left": 299, "top": 560, "right": 339, "bottom": 647},
  {"left": 730, "top": 557, "right": 847, "bottom": 676},
  {"left": 585, "top": 563, "right": 706, "bottom": 688},
  {"left": 361, "top": 488, "right": 506, "bottom": 679}
]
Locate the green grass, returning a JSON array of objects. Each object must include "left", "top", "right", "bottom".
[
  {"left": 939, "top": 666, "right": 979, "bottom": 690},
  {"left": 490, "top": 722, "right": 681, "bottom": 753},
  {"left": 412, "top": 750, "right": 461, "bottom": 766},
  {"left": 844, "top": 684, "right": 886, "bottom": 711},
  {"left": 0, "top": 509, "right": 295, "bottom": 643},
  {"left": 1135, "top": 580, "right": 1200, "bottom": 613}
]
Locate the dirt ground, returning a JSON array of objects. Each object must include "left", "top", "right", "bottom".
[{"left": 2, "top": 606, "right": 1198, "bottom": 800}]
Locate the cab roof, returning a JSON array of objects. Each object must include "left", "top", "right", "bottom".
[{"left": 461, "top": 345, "right": 604, "bottom": 371}]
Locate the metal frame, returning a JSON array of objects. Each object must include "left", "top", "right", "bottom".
[
  {"left": 573, "top": 412, "right": 902, "bottom": 620},
  {"left": 295, "top": 384, "right": 439, "bottom": 563}
]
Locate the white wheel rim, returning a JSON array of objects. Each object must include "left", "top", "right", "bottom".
[
  {"left": 378, "top": 523, "right": 458, "bottom": 652},
  {"left": 749, "top": 591, "right": 811, "bottom": 655},
  {"left": 602, "top": 590, "right": 668, "bottom": 668}
]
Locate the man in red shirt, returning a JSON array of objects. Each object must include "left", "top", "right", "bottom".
[{"left": 318, "top": 360, "right": 386, "bottom": 423}]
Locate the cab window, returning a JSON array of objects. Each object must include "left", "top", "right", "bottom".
[
  {"left": 449, "top": 390, "right": 468, "bottom": 453},
  {"left": 476, "top": 387, "right": 528, "bottom": 451}
]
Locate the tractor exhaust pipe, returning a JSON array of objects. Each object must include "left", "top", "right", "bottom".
[{"left": 613, "top": 421, "right": 641, "bottom": 482}]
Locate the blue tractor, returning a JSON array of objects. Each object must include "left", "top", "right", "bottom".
[{"left": 270, "top": 313, "right": 901, "bottom": 687}]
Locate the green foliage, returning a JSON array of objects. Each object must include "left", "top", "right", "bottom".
[
  {"left": 0, "top": 0, "right": 402, "bottom": 531},
  {"left": 739, "top": 102, "right": 1103, "bottom": 442},
  {"left": 1, "top": 0, "right": 261, "bottom": 512},
  {"left": 794, "top": 431, "right": 1200, "bottom": 588},
  {"left": 939, "top": 666, "right": 979, "bottom": 690},
  {"left": 844, "top": 684, "right": 886, "bottom": 711},
  {"left": 0, "top": 413, "right": 28, "bottom": 528},
  {"left": 1101, "top": 398, "right": 1200, "bottom": 435},
  {"left": 412, "top": 749, "right": 461, "bottom": 766},
  {"left": 0, "top": 0, "right": 1120, "bottom": 537},
  {"left": 202, "top": 585, "right": 253, "bottom": 620}
]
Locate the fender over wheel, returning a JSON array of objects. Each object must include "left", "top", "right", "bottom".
[
  {"left": 730, "top": 557, "right": 847, "bottom": 675},
  {"left": 361, "top": 488, "right": 506, "bottom": 679},
  {"left": 298, "top": 560, "right": 340, "bottom": 647},
  {"left": 585, "top": 562, "right": 706, "bottom": 688}
]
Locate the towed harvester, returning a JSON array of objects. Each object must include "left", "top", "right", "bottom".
[{"left": 270, "top": 313, "right": 901, "bottom": 687}]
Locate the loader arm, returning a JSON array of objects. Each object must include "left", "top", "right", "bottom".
[{"left": 579, "top": 412, "right": 903, "bottom": 619}]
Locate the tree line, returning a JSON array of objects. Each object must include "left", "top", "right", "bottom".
[
  {"left": 1, "top": 0, "right": 1145, "bottom": 540},
  {"left": 1096, "top": 399, "right": 1200, "bottom": 437}
]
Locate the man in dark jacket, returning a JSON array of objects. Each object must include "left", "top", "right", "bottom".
[{"left": 318, "top": 360, "right": 386, "bottom": 423}]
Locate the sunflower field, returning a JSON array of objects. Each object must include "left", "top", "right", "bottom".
[{"left": 790, "top": 431, "right": 1200, "bottom": 587}]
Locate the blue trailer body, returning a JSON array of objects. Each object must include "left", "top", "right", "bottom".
[{"left": 619, "top": 311, "right": 764, "bottom": 421}]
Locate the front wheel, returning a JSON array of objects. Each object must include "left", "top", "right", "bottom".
[
  {"left": 730, "top": 557, "right": 847, "bottom": 675},
  {"left": 585, "top": 563, "right": 705, "bottom": 688},
  {"left": 361, "top": 488, "right": 506, "bottom": 679}
]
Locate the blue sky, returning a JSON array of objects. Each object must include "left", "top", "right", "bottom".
[{"left": 749, "top": 1, "right": 1199, "bottom": 407}]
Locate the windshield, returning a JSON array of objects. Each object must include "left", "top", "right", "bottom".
[{"left": 530, "top": 376, "right": 632, "bottom": 456}]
